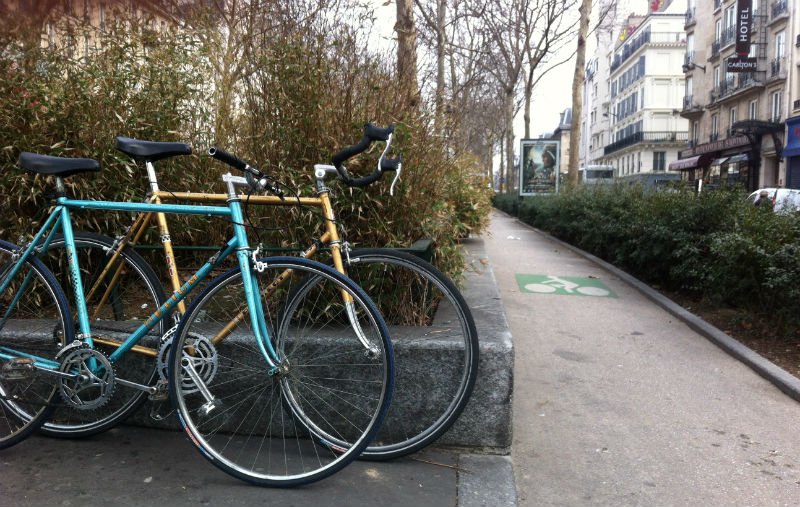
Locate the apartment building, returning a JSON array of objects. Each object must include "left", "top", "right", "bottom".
[
  {"left": 582, "top": 1, "right": 689, "bottom": 185},
  {"left": 582, "top": 28, "right": 615, "bottom": 171},
  {"left": 675, "top": 0, "right": 797, "bottom": 190}
]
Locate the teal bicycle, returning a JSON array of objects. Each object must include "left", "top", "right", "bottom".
[{"left": 0, "top": 150, "right": 394, "bottom": 486}]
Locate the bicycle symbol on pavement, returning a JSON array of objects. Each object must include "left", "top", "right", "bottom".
[{"left": 515, "top": 274, "right": 616, "bottom": 298}]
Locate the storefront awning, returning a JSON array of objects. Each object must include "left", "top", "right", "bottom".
[
  {"left": 727, "top": 153, "right": 749, "bottom": 164},
  {"left": 669, "top": 154, "right": 712, "bottom": 171},
  {"left": 784, "top": 116, "right": 800, "bottom": 158},
  {"left": 711, "top": 157, "right": 729, "bottom": 166}
]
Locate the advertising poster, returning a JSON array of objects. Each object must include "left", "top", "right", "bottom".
[{"left": 520, "top": 139, "right": 560, "bottom": 195}]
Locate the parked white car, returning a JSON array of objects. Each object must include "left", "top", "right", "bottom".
[{"left": 747, "top": 188, "right": 800, "bottom": 213}]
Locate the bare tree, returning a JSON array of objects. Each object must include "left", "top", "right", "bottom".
[
  {"left": 396, "top": 0, "right": 420, "bottom": 111},
  {"left": 567, "top": 0, "right": 616, "bottom": 186},
  {"left": 521, "top": 0, "right": 580, "bottom": 139}
]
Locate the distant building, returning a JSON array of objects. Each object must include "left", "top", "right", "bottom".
[{"left": 676, "top": 0, "right": 797, "bottom": 191}]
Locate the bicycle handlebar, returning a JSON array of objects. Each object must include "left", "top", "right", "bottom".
[
  {"left": 208, "top": 147, "right": 284, "bottom": 198},
  {"left": 208, "top": 121, "right": 401, "bottom": 193},
  {"left": 331, "top": 122, "right": 397, "bottom": 188}
]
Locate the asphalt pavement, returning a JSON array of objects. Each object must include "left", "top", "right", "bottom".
[{"left": 4, "top": 210, "right": 800, "bottom": 507}]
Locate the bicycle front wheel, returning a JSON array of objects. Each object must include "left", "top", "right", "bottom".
[
  {"left": 0, "top": 239, "right": 72, "bottom": 448},
  {"left": 341, "top": 249, "right": 479, "bottom": 460},
  {"left": 168, "top": 256, "right": 393, "bottom": 487},
  {"left": 37, "top": 232, "right": 166, "bottom": 437}
]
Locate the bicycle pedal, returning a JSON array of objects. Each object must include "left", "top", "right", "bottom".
[{"left": 1, "top": 358, "right": 36, "bottom": 381}]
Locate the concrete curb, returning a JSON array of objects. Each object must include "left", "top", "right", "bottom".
[{"left": 501, "top": 211, "right": 800, "bottom": 404}]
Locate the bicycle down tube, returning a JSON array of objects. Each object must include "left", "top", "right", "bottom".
[{"left": 16, "top": 173, "right": 281, "bottom": 376}]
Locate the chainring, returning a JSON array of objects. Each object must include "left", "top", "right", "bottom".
[
  {"left": 58, "top": 345, "right": 115, "bottom": 411},
  {"left": 158, "top": 332, "right": 218, "bottom": 393}
]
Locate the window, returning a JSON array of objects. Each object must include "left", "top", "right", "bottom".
[
  {"left": 725, "top": 6, "right": 735, "bottom": 29},
  {"left": 771, "top": 91, "right": 782, "bottom": 122},
  {"left": 729, "top": 107, "right": 737, "bottom": 133},
  {"left": 637, "top": 152, "right": 641, "bottom": 173},
  {"left": 653, "top": 152, "right": 666, "bottom": 172},
  {"left": 714, "top": 66, "right": 721, "bottom": 88},
  {"left": 711, "top": 114, "right": 719, "bottom": 138},
  {"left": 749, "top": 99, "right": 758, "bottom": 120},
  {"left": 776, "top": 31, "right": 786, "bottom": 59},
  {"left": 715, "top": 19, "right": 722, "bottom": 42},
  {"left": 692, "top": 122, "right": 699, "bottom": 144}
]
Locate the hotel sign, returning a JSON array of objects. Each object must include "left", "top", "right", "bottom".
[
  {"left": 680, "top": 135, "right": 750, "bottom": 158},
  {"left": 726, "top": 57, "right": 758, "bottom": 72},
  {"left": 736, "top": 0, "right": 752, "bottom": 56}
]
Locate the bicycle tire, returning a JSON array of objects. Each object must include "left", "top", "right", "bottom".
[
  {"left": 318, "top": 248, "right": 479, "bottom": 460},
  {"left": 0, "top": 239, "right": 73, "bottom": 449},
  {"left": 36, "top": 232, "right": 166, "bottom": 437},
  {"left": 167, "top": 256, "right": 393, "bottom": 487}
]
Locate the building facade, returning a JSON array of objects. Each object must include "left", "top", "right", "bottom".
[
  {"left": 675, "top": 0, "right": 797, "bottom": 190},
  {"left": 581, "top": 0, "right": 690, "bottom": 185}
]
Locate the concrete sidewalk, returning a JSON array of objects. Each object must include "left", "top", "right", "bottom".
[
  {"left": 5, "top": 210, "right": 800, "bottom": 507},
  {"left": 486, "top": 210, "right": 800, "bottom": 507}
]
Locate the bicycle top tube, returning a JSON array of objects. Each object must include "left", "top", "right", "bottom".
[{"left": 56, "top": 197, "right": 232, "bottom": 218}]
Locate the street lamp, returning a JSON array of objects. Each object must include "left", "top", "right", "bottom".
[{"left": 681, "top": 62, "right": 707, "bottom": 73}]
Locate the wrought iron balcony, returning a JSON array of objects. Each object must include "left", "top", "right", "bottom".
[
  {"left": 772, "top": 0, "right": 788, "bottom": 20},
  {"left": 684, "top": 51, "right": 695, "bottom": 66},
  {"left": 685, "top": 8, "right": 696, "bottom": 27},
  {"left": 603, "top": 131, "right": 689, "bottom": 156},
  {"left": 720, "top": 26, "right": 736, "bottom": 47},
  {"left": 711, "top": 40, "right": 721, "bottom": 58},
  {"left": 770, "top": 57, "right": 786, "bottom": 78}
]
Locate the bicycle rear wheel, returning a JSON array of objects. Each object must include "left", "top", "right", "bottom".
[
  {"left": 0, "top": 239, "right": 72, "bottom": 448},
  {"left": 36, "top": 232, "right": 166, "bottom": 437},
  {"left": 340, "top": 249, "right": 479, "bottom": 460},
  {"left": 168, "top": 256, "right": 393, "bottom": 487}
]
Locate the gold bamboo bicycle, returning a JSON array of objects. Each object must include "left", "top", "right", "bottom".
[{"left": 40, "top": 124, "right": 478, "bottom": 460}]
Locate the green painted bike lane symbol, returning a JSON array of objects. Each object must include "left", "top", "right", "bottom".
[{"left": 516, "top": 274, "right": 616, "bottom": 298}]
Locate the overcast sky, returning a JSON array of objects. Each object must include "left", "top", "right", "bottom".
[{"left": 369, "top": 0, "right": 642, "bottom": 149}]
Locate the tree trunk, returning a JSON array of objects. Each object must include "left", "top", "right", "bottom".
[
  {"left": 504, "top": 87, "right": 515, "bottom": 193},
  {"left": 395, "top": 0, "right": 420, "bottom": 111},
  {"left": 434, "top": 0, "right": 446, "bottom": 131},
  {"left": 523, "top": 70, "right": 533, "bottom": 139},
  {"left": 568, "top": 0, "right": 592, "bottom": 187}
]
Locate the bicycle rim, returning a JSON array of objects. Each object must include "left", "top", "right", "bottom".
[
  {"left": 168, "top": 257, "right": 393, "bottom": 487},
  {"left": 0, "top": 239, "right": 72, "bottom": 448},
  {"left": 341, "top": 249, "right": 479, "bottom": 460}
]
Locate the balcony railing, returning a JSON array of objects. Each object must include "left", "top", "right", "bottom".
[
  {"left": 714, "top": 0, "right": 722, "bottom": 10},
  {"left": 720, "top": 26, "right": 736, "bottom": 47},
  {"left": 685, "top": 8, "right": 696, "bottom": 27},
  {"left": 772, "top": 0, "right": 788, "bottom": 20},
  {"left": 610, "top": 30, "right": 685, "bottom": 72},
  {"left": 710, "top": 72, "right": 767, "bottom": 103},
  {"left": 711, "top": 40, "right": 721, "bottom": 58},
  {"left": 794, "top": 99, "right": 800, "bottom": 110},
  {"left": 684, "top": 51, "right": 695, "bottom": 66},
  {"left": 710, "top": 132, "right": 720, "bottom": 142},
  {"left": 770, "top": 57, "right": 786, "bottom": 78},
  {"left": 682, "top": 94, "right": 704, "bottom": 113},
  {"left": 603, "top": 131, "right": 689, "bottom": 156}
]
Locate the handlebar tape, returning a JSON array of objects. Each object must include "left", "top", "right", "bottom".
[
  {"left": 208, "top": 147, "right": 249, "bottom": 173},
  {"left": 380, "top": 155, "right": 402, "bottom": 172},
  {"left": 331, "top": 123, "right": 395, "bottom": 167}
]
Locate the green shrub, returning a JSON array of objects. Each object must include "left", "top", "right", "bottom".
[
  {"left": 495, "top": 185, "right": 800, "bottom": 328},
  {"left": 0, "top": 13, "right": 492, "bottom": 283}
]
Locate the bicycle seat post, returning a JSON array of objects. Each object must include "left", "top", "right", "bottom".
[{"left": 145, "top": 161, "right": 160, "bottom": 195}]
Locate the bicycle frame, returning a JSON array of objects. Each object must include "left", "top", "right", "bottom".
[
  {"left": 1, "top": 173, "right": 282, "bottom": 384},
  {"left": 76, "top": 161, "right": 353, "bottom": 352}
]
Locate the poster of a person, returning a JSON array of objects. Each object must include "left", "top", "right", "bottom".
[{"left": 520, "top": 140, "right": 560, "bottom": 195}]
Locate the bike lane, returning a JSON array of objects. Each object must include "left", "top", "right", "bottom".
[{"left": 484, "top": 210, "right": 800, "bottom": 507}]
